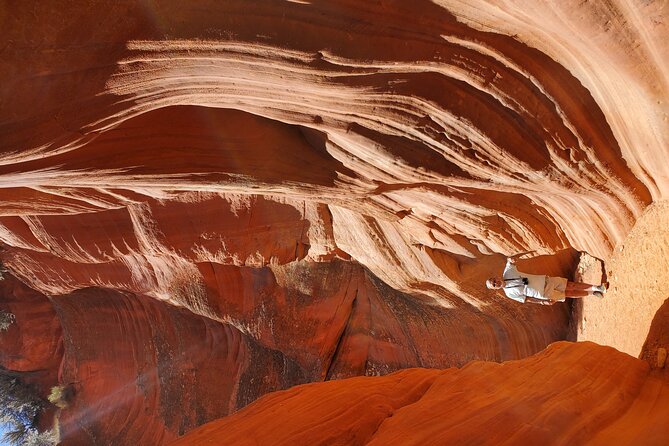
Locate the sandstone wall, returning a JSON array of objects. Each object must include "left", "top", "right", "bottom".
[
  {"left": 171, "top": 341, "right": 669, "bottom": 446},
  {"left": 1, "top": 0, "right": 667, "bottom": 444},
  {"left": 1, "top": 260, "right": 568, "bottom": 444},
  {"left": 3, "top": 0, "right": 665, "bottom": 303}
]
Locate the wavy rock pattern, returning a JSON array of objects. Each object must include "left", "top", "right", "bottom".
[
  {"left": 1, "top": 260, "right": 567, "bottom": 444},
  {"left": 0, "top": 276, "right": 62, "bottom": 387},
  {"left": 1, "top": 0, "right": 667, "bottom": 444},
  {"left": 172, "top": 342, "right": 669, "bottom": 446},
  {"left": 52, "top": 287, "right": 307, "bottom": 445},
  {"left": 3, "top": 1, "right": 664, "bottom": 296}
]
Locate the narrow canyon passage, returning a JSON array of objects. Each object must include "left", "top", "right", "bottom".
[{"left": 1, "top": 0, "right": 668, "bottom": 445}]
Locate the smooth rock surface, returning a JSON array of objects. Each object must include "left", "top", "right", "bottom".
[
  {"left": 1, "top": 0, "right": 667, "bottom": 444},
  {"left": 171, "top": 342, "right": 669, "bottom": 446}
]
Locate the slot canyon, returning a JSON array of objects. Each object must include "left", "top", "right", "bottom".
[{"left": 1, "top": 1, "right": 668, "bottom": 444}]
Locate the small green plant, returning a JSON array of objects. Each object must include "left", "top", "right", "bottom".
[
  {"left": 0, "top": 310, "right": 15, "bottom": 331},
  {"left": 47, "top": 385, "right": 72, "bottom": 409}
]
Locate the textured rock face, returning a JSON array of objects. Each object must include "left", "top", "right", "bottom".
[
  {"left": 1, "top": 0, "right": 667, "bottom": 444},
  {"left": 0, "top": 276, "right": 62, "bottom": 393},
  {"left": 0, "top": 260, "right": 567, "bottom": 444},
  {"left": 52, "top": 287, "right": 307, "bottom": 445},
  {"left": 3, "top": 0, "right": 666, "bottom": 298},
  {"left": 171, "top": 342, "right": 669, "bottom": 446}
]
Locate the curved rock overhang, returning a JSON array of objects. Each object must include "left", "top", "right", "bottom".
[{"left": 1, "top": 0, "right": 667, "bottom": 444}]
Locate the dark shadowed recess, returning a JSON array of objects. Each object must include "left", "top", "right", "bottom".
[
  {"left": 639, "top": 297, "right": 669, "bottom": 369},
  {"left": 0, "top": 106, "right": 357, "bottom": 190}
]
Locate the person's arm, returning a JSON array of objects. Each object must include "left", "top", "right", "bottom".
[
  {"left": 508, "top": 250, "right": 537, "bottom": 262},
  {"left": 524, "top": 297, "right": 554, "bottom": 305},
  {"left": 504, "top": 257, "right": 519, "bottom": 276}
]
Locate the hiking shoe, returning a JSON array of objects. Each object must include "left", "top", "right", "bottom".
[
  {"left": 593, "top": 291, "right": 604, "bottom": 299},
  {"left": 600, "top": 282, "right": 609, "bottom": 293}
]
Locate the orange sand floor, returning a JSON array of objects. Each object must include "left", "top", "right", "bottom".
[{"left": 578, "top": 200, "right": 669, "bottom": 356}]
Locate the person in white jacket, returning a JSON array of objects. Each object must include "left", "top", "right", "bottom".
[{"left": 486, "top": 256, "right": 607, "bottom": 305}]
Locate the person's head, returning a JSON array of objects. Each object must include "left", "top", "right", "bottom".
[{"left": 486, "top": 277, "right": 503, "bottom": 290}]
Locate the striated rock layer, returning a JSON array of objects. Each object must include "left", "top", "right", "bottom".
[
  {"left": 1, "top": 0, "right": 668, "bottom": 444},
  {"left": 0, "top": 276, "right": 62, "bottom": 398},
  {"left": 172, "top": 341, "right": 669, "bottom": 446},
  {"left": 2, "top": 0, "right": 666, "bottom": 303},
  {"left": 1, "top": 260, "right": 568, "bottom": 444},
  {"left": 52, "top": 287, "right": 306, "bottom": 445}
]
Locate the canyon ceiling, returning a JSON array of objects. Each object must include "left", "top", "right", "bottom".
[{"left": 1, "top": 0, "right": 668, "bottom": 444}]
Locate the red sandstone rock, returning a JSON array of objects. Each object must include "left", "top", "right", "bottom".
[
  {"left": 1, "top": 0, "right": 667, "bottom": 444},
  {"left": 1, "top": 0, "right": 660, "bottom": 355},
  {"left": 49, "top": 287, "right": 307, "bottom": 445},
  {"left": 197, "top": 260, "right": 570, "bottom": 378},
  {"left": 0, "top": 276, "right": 62, "bottom": 389},
  {"left": 171, "top": 342, "right": 669, "bottom": 445},
  {"left": 640, "top": 297, "right": 669, "bottom": 373},
  {"left": 1, "top": 260, "right": 568, "bottom": 444},
  {"left": 1, "top": 1, "right": 661, "bottom": 295}
]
